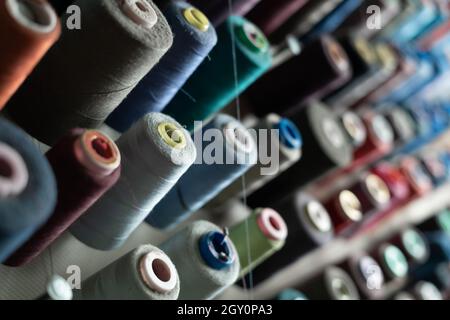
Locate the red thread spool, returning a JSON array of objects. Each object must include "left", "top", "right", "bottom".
[
  {"left": 348, "top": 173, "right": 392, "bottom": 216},
  {"left": 352, "top": 111, "right": 394, "bottom": 167},
  {"left": 323, "top": 189, "right": 363, "bottom": 234},
  {"left": 246, "top": 0, "right": 309, "bottom": 36},
  {"left": 399, "top": 156, "right": 434, "bottom": 201},
  {"left": 0, "top": 0, "right": 60, "bottom": 109},
  {"left": 370, "top": 162, "right": 410, "bottom": 211},
  {"left": 351, "top": 163, "right": 410, "bottom": 236},
  {"left": 5, "top": 129, "right": 121, "bottom": 267}
]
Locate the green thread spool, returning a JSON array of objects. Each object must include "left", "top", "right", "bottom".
[
  {"left": 229, "top": 208, "right": 288, "bottom": 277},
  {"left": 163, "top": 15, "right": 272, "bottom": 131},
  {"left": 378, "top": 244, "right": 409, "bottom": 280}
]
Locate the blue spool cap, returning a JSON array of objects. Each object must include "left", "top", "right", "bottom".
[
  {"left": 275, "top": 118, "right": 302, "bottom": 150},
  {"left": 199, "top": 231, "right": 235, "bottom": 270}
]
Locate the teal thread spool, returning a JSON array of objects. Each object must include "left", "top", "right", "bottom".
[
  {"left": 163, "top": 15, "right": 272, "bottom": 131},
  {"left": 275, "top": 289, "right": 307, "bottom": 300},
  {"left": 229, "top": 208, "right": 288, "bottom": 277}
]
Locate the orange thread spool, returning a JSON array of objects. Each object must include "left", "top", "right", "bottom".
[{"left": 0, "top": 0, "right": 60, "bottom": 109}]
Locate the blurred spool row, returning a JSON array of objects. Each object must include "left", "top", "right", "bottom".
[{"left": 1, "top": 0, "right": 450, "bottom": 300}]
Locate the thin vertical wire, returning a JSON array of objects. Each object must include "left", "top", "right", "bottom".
[{"left": 226, "top": 0, "right": 254, "bottom": 299}]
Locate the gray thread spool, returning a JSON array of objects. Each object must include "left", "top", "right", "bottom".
[
  {"left": 70, "top": 112, "right": 196, "bottom": 250},
  {"left": 6, "top": 0, "right": 173, "bottom": 146},
  {"left": 208, "top": 114, "right": 303, "bottom": 208},
  {"left": 73, "top": 244, "right": 180, "bottom": 300},
  {"left": 159, "top": 220, "right": 240, "bottom": 300},
  {"left": 146, "top": 113, "right": 258, "bottom": 229}
]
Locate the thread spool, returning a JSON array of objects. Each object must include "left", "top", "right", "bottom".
[
  {"left": 348, "top": 173, "right": 392, "bottom": 216},
  {"left": 5, "top": 0, "right": 173, "bottom": 146},
  {"left": 414, "top": 260, "right": 450, "bottom": 294},
  {"left": 0, "top": 117, "right": 57, "bottom": 263},
  {"left": 159, "top": 220, "right": 240, "bottom": 300},
  {"left": 229, "top": 208, "right": 288, "bottom": 277},
  {"left": 244, "top": 193, "right": 334, "bottom": 286},
  {"left": 146, "top": 114, "right": 257, "bottom": 230},
  {"left": 418, "top": 209, "right": 450, "bottom": 236},
  {"left": 324, "top": 35, "right": 380, "bottom": 108},
  {"left": 0, "top": 0, "right": 60, "bottom": 110},
  {"left": 366, "top": 53, "right": 417, "bottom": 104},
  {"left": 376, "top": 0, "right": 419, "bottom": 41},
  {"left": 353, "top": 111, "right": 394, "bottom": 164},
  {"left": 372, "top": 244, "right": 409, "bottom": 281},
  {"left": 209, "top": 114, "right": 303, "bottom": 207},
  {"left": 299, "top": 266, "right": 360, "bottom": 300},
  {"left": 394, "top": 292, "right": 416, "bottom": 300},
  {"left": 391, "top": 229, "right": 430, "bottom": 266},
  {"left": 386, "top": 0, "right": 440, "bottom": 45},
  {"left": 70, "top": 113, "right": 196, "bottom": 250},
  {"left": 275, "top": 289, "right": 308, "bottom": 300},
  {"left": 74, "top": 244, "right": 180, "bottom": 300},
  {"left": 164, "top": 16, "right": 272, "bottom": 132},
  {"left": 370, "top": 162, "right": 410, "bottom": 212},
  {"left": 247, "top": 102, "right": 353, "bottom": 209},
  {"left": 419, "top": 153, "right": 449, "bottom": 186},
  {"left": 270, "top": 0, "right": 344, "bottom": 43},
  {"left": 300, "top": 0, "right": 364, "bottom": 42},
  {"left": 5, "top": 129, "right": 121, "bottom": 267},
  {"left": 323, "top": 190, "right": 363, "bottom": 233},
  {"left": 247, "top": 35, "right": 352, "bottom": 117},
  {"left": 187, "top": 0, "right": 261, "bottom": 26},
  {"left": 410, "top": 281, "right": 443, "bottom": 300},
  {"left": 246, "top": 0, "right": 309, "bottom": 36},
  {"left": 339, "top": 111, "right": 367, "bottom": 148},
  {"left": 341, "top": 254, "right": 385, "bottom": 299},
  {"left": 44, "top": 275, "right": 73, "bottom": 300},
  {"left": 384, "top": 105, "right": 417, "bottom": 145},
  {"left": 349, "top": 42, "right": 399, "bottom": 109},
  {"left": 387, "top": 54, "right": 438, "bottom": 103},
  {"left": 399, "top": 156, "right": 434, "bottom": 200},
  {"left": 105, "top": 2, "right": 218, "bottom": 133},
  {"left": 337, "top": 0, "right": 401, "bottom": 38}
]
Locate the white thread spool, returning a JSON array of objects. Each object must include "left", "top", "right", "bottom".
[
  {"left": 73, "top": 245, "right": 179, "bottom": 300},
  {"left": 70, "top": 113, "right": 196, "bottom": 250}
]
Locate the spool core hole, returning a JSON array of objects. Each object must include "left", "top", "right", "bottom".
[
  {"left": 151, "top": 258, "right": 171, "bottom": 283},
  {"left": 91, "top": 137, "right": 114, "bottom": 160},
  {"left": 0, "top": 158, "right": 13, "bottom": 178},
  {"left": 332, "top": 278, "right": 351, "bottom": 299},
  {"left": 17, "top": 0, "right": 52, "bottom": 26},
  {"left": 136, "top": 1, "right": 148, "bottom": 12},
  {"left": 268, "top": 216, "right": 281, "bottom": 231}
]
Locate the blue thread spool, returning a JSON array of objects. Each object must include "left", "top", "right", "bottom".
[
  {"left": 105, "top": 2, "right": 218, "bottom": 133},
  {"left": 386, "top": 54, "right": 438, "bottom": 103},
  {"left": 199, "top": 231, "right": 235, "bottom": 270},
  {"left": 398, "top": 105, "right": 434, "bottom": 155},
  {"left": 146, "top": 114, "right": 257, "bottom": 229},
  {"left": 389, "top": 0, "right": 440, "bottom": 45},
  {"left": 0, "top": 118, "right": 57, "bottom": 263},
  {"left": 274, "top": 118, "right": 303, "bottom": 150},
  {"left": 301, "top": 0, "right": 363, "bottom": 42},
  {"left": 276, "top": 289, "right": 308, "bottom": 300},
  {"left": 163, "top": 15, "right": 272, "bottom": 132}
]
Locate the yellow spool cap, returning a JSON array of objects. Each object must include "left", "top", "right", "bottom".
[
  {"left": 158, "top": 122, "right": 187, "bottom": 149},
  {"left": 183, "top": 7, "right": 209, "bottom": 32}
]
